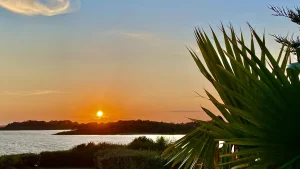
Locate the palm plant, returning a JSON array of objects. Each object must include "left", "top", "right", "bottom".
[{"left": 162, "top": 25, "right": 300, "bottom": 169}]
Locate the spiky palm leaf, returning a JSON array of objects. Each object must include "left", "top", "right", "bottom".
[{"left": 162, "top": 25, "right": 300, "bottom": 169}]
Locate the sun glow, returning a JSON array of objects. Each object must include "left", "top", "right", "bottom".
[{"left": 97, "top": 111, "right": 103, "bottom": 117}]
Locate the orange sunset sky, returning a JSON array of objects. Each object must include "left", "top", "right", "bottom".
[{"left": 0, "top": 0, "right": 298, "bottom": 125}]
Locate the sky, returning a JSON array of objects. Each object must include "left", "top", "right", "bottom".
[{"left": 0, "top": 0, "right": 299, "bottom": 125}]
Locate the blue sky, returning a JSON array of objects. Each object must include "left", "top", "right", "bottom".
[{"left": 0, "top": 0, "right": 299, "bottom": 124}]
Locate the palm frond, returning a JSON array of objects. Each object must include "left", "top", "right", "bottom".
[{"left": 162, "top": 25, "right": 300, "bottom": 168}]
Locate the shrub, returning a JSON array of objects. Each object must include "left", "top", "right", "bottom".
[
  {"left": 128, "top": 136, "right": 170, "bottom": 152},
  {"left": 38, "top": 142, "right": 124, "bottom": 167},
  {"left": 127, "top": 136, "right": 156, "bottom": 151},
  {"left": 71, "top": 142, "right": 123, "bottom": 151},
  {"left": 95, "top": 148, "right": 164, "bottom": 169},
  {"left": 155, "top": 136, "right": 171, "bottom": 151},
  {"left": 0, "top": 140, "right": 172, "bottom": 168},
  {"left": 0, "top": 153, "right": 39, "bottom": 169},
  {"left": 39, "top": 150, "right": 101, "bottom": 168}
]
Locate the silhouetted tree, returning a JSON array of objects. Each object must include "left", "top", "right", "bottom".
[
  {"left": 269, "top": 5, "right": 300, "bottom": 58},
  {"left": 1, "top": 120, "right": 197, "bottom": 134}
]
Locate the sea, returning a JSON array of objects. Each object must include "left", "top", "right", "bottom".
[{"left": 0, "top": 130, "right": 184, "bottom": 155}]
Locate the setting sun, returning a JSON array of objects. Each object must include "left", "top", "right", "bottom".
[{"left": 97, "top": 111, "right": 103, "bottom": 117}]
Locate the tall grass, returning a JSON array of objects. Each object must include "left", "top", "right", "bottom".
[{"left": 0, "top": 136, "right": 173, "bottom": 168}]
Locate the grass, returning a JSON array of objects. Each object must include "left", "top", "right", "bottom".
[
  {"left": 37, "top": 168, "right": 95, "bottom": 169},
  {"left": 0, "top": 136, "right": 172, "bottom": 169},
  {"left": 0, "top": 153, "right": 39, "bottom": 169},
  {"left": 39, "top": 142, "right": 124, "bottom": 168},
  {"left": 95, "top": 148, "right": 164, "bottom": 169}
]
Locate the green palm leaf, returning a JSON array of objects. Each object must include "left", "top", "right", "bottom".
[{"left": 162, "top": 25, "right": 300, "bottom": 169}]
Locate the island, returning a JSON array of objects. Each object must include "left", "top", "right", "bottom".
[
  {"left": 0, "top": 120, "right": 198, "bottom": 135},
  {"left": 0, "top": 120, "right": 79, "bottom": 130}
]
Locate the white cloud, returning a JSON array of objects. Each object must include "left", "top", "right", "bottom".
[
  {"left": 0, "top": 0, "right": 80, "bottom": 16},
  {"left": 2, "top": 90, "right": 69, "bottom": 96}
]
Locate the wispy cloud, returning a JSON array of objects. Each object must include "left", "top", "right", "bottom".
[
  {"left": 109, "top": 31, "right": 155, "bottom": 40},
  {"left": 2, "top": 90, "right": 69, "bottom": 96},
  {"left": 0, "top": 0, "right": 80, "bottom": 16},
  {"left": 169, "top": 110, "right": 202, "bottom": 113}
]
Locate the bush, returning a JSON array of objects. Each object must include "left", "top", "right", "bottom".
[
  {"left": 95, "top": 148, "right": 164, "bottom": 169},
  {"left": 155, "top": 136, "right": 171, "bottom": 151},
  {"left": 127, "top": 136, "right": 156, "bottom": 150},
  {"left": 0, "top": 139, "right": 172, "bottom": 168},
  {"left": 38, "top": 142, "right": 124, "bottom": 167},
  {"left": 128, "top": 136, "right": 170, "bottom": 152},
  {"left": 71, "top": 142, "right": 124, "bottom": 152},
  {"left": 0, "top": 153, "right": 39, "bottom": 169},
  {"left": 39, "top": 150, "right": 102, "bottom": 168}
]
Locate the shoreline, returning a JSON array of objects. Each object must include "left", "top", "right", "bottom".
[
  {"left": 0, "top": 136, "right": 177, "bottom": 168},
  {"left": 0, "top": 130, "right": 187, "bottom": 135},
  {"left": 54, "top": 131, "right": 188, "bottom": 135}
]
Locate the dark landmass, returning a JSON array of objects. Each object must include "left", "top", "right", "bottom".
[
  {"left": 0, "top": 120, "right": 79, "bottom": 130},
  {"left": 0, "top": 120, "right": 198, "bottom": 135},
  {"left": 55, "top": 120, "right": 197, "bottom": 135}
]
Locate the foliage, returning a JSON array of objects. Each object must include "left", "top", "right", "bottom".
[
  {"left": 269, "top": 5, "right": 300, "bottom": 53},
  {"left": 1, "top": 120, "right": 197, "bottom": 134},
  {"left": 0, "top": 153, "right": 39, "bottom": 169},
  {"left": 38, "top": 142, "right": 124, "bottom": 167},
  {"left": 128, "top": 136, "right": 171, "bottom": 152},
  {"left": 95, "top": 148, "right": 164, "bottom": 169},
  {"left": 71, "top": 142, "right": 124, "bottom": 151},
  {"left": 162, "top": 24, "right": 300, "bottom": 168},
  {"left": 156, "top": 136, "right": 172, "bottom": 151},
  {"left": 56, "top": 120, "right": 197, "bottom": 135},
  {"left": 2, "top": 120, "right": 79, "bottom": 130},
  {"left": 0, "top": 137, "right": 170, "bottom": 168}
]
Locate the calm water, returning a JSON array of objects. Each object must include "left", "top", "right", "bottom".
[{"left": 0, "top": 130, "right": 184, "bottom": 155}]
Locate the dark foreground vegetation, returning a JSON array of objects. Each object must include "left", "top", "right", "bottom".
[
  {"left": 1, "top": 120, "right": 197, "bottom": 135},
  {"left": 163, "top": 5, "right": 300, "bottom": 168},
  {"left": 0, "top": 136, "right": 180, "bottom": 169}
]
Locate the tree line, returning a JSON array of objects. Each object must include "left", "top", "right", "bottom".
[{"left": 0, "top": 120, "right": 198, "bottom": 135}]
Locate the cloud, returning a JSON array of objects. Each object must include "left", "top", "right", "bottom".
[
  {"left": 109, "top": 31, "right": 155, "bottom": 40},
  {"left": 2, "top": 90, "right": 69, "bottom": 96},
  {"left": 169, "top": 110, "right": 202, "bottom": 113},
  {"left": 0, "top": 0, "right": 80, "bottom": 16}
]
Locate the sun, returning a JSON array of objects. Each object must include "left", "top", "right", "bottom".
[{"left": 97, "top": 111, "right": 103, "bottom": 117}]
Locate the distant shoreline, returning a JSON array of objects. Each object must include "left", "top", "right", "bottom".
[
  {"left": 0, "top": 120, "right": 198, "bottom": 135},
  {"left": 0, "top": 129, "right": 71, "bottom": 131},
  {"left": 0, "top": 129, "right": 187, "bottom": 135},
  {"left": 54, "top": 131, "right": 188, "bottom": 135}
]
